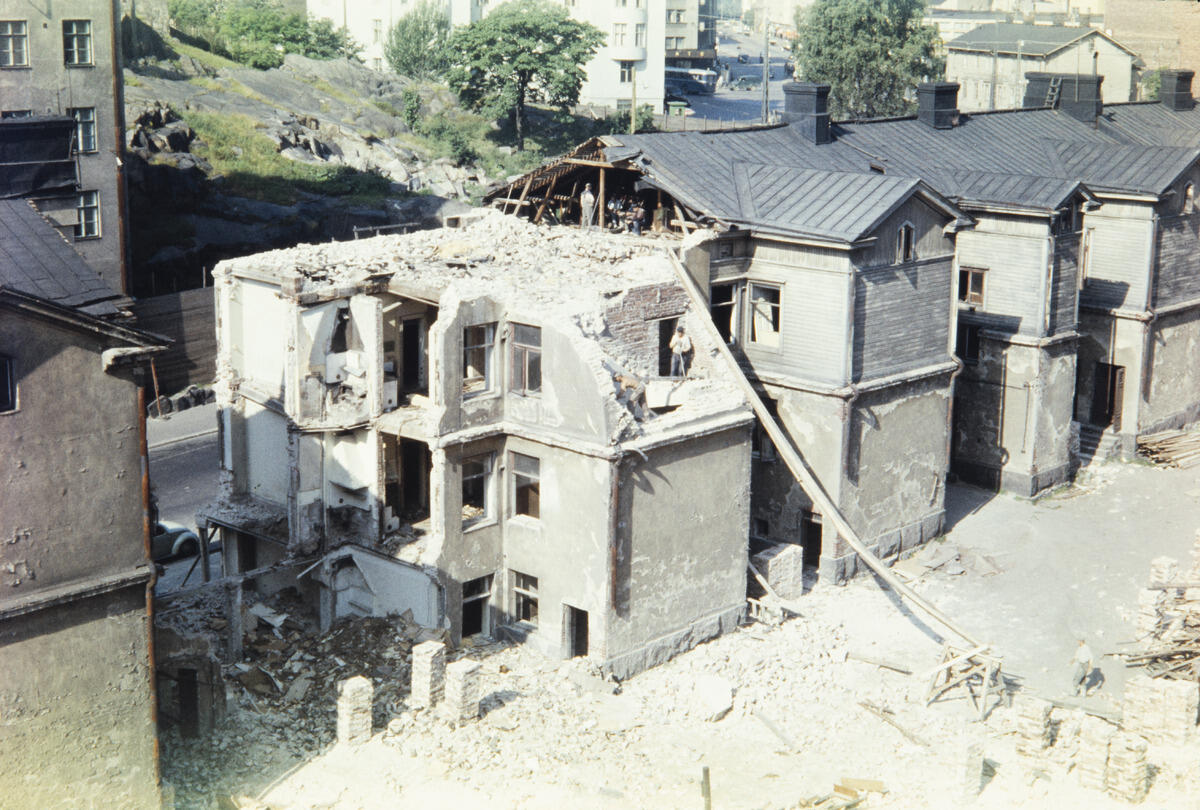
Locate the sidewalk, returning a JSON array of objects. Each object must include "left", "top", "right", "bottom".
[{"left": 147, "top": 402, "right": 218, "bottom": 450}]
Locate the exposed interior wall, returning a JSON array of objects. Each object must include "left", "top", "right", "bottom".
[
  {"left": 0, "top": 309, "right": 146, "bottom": 592},
  {"left": 228, "top": 278, "right": 289, "bottom": 400},
  {"left": 606, "top": 426, "right": 750, "bottom": 678},
  {"left": 237, "top": 401, "right": 291, "bottom": 506},
  {"left": 0, "top": 587, "right": 159, "bottom": 810}
]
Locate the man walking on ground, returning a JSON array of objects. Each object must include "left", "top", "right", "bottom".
[
  {"left": 1070, "top": 638, "right": 1094, "bottom": 696},
  {"left": 669, "top": 325, "right": 692, "bottom": 377},
  {"left": 580, "top": 183, "right": 595, "bottom": 230}
]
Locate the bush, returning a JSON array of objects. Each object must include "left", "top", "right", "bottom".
[
  {"left": 167, "top": 0, "right": 358, "bottom": 68},
  {"left": 401, "top": 88, "right": 421, "bottom": 132}
]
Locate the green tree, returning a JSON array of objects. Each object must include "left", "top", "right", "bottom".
[
  {"left": 1142, "top": 69, "right": 1162, "bottom": 101},
  {"left": 446, "top": 0, "right": 604, "bottom": 151},
  {"left": 795, "top": 0, "right": 944, "bottom": 119},
  {"left": 385, "top": 1, "right": 451, "bottom": 79}
]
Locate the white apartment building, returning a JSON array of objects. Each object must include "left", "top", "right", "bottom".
[{"left": 306, "top": 0, "right": 419, "bottom": 71}]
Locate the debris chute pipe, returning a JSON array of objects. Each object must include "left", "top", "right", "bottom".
[{"left": 665, "top": 251, "right": 983, "bottom": 649}]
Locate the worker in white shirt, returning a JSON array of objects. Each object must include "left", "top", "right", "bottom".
[
  {"left": 669, "top": 325, "right": 693, "bottom": 378},
  {"left": 1070, "top": 638, "right": 1094, "bottom": 696}
]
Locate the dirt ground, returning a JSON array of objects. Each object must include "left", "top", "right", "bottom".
[{"left": 163, "top": 458, "right": 1200, "bottom": 809}]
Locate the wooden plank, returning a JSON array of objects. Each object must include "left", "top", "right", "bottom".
[
  {"left": 533, "top": 174, "right": 559, "bottom": 224},
  {"left": 919, "top": 644, "right": 991, "bottom": 680},
  {"left": 856, "top": 701, "right": 930, "bottom": 748},
  {"left": 564, "top": 157, "right": 616, "bottom": 168},
  {"left": 753, "top": 710, "right": 799, "bottom": 753},
  {"left": 839, "top": 778, "right": 886, "bottom": 793},
  {"left": 846, "top": 651, "right": 912, "bottom": 675}
]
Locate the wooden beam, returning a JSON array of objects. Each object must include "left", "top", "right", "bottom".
[
  {"left": 598, "top": 168, "right": 606, "bottom": 230},
  {"left": 507, "top": 177, "right": 532, "bottom": 215},
  {"left": 533, "top": 174, "right": 559, "bottom": 224},
  {"left": 564, "top": 157, "right": 615, "bottom": 167}
]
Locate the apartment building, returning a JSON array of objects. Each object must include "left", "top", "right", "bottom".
[
  {"left": 0, "top": 0, "right": 129, "bottom": 294},
  {"left": 306, "top": 0, "right": 418, "bottom": 71},
  {"left": 202, "top": 213, "right": 753, "bottom": 678}
]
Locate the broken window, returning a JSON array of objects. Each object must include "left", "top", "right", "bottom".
[
  {"left": 958, "top": 267, "right": 986, "bottom": 307},
  {"left": 748, "top": 283, "right": 781, "bottom": 348},
  {"left": 62, "top": 20, "right": 92, "bottom": 66},
  {"left": 462, "top": 323, "right": 495, "bottom": 397},
  {"left": 0, "top": 21, "right": 28, "bottom": 67},
  {"left": 329, "top": 307, "right": 353, "bottom": 354},
  {"left": 510, "top": 323, "right": 541, "bottom": 396},
  {"left": 511, "top": 452, "right": 540, "bottom": 519},
  {"left": 512, "top": 571, "right": 538, "bottom": 625},
  {"left": 0, "top": 355, "right": 15, "bottom": 412},
  {"left": 461, "top": 453, "right": 493, "bottom": 526},
  {"left": 956, "top": 324, "right": 981, "bottom": 365},
  {"left": 711, "top": 283, "right": 736, "bottom": 344},
  {"left": 75, "top": 191, "right": 100, "bottom": 239},
  {"left": 896, "top": 223, "right": 915, "bottom": 263},
  {"left": 1052, "top": 204, "right": 1078, "bottom": 234},
  {"left": 461, "top": 575, "right": 493, "bottom": 637}
]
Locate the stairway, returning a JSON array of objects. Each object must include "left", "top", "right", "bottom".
[{"left": 1076, "top": 423, "right": 1123, "bottom": 466}]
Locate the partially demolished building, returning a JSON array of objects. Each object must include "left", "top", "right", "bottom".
[
  {"left": 490, "top": 69, "right": 1200, "bottom": 578},
  {"left": 203, "top": 214, "right": 753, "bottom": 677}
]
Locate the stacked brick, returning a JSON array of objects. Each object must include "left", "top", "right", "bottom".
[
  {"left": 442, "top": 659, "right": 481, "bottom": 723},
  {"left": 1133, "top": 588, "right": 1166, "bottom": 639},
  {"left": 336, "top": 676, "right": 373, "bottom": 746},
  {"left": 1013, "top": 697, "right": 1054, "bottom": 755},
  {"left": 1105, "top": 732, "right": 1151, "bottom": 803},
  {"left": 410, "top": 640, "right": 446, "bottom": 709},
  {"left": 751, "top": 543, "right": 804, "bottom": 600},
  {"left": 1122, "top": 675, "right": 1199, "bottom": 746},
  {"left": 1075, "top": 715, "right": 1118, "bottom": 790}
]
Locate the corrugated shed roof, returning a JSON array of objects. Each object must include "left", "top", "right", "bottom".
[
  {"left": 0, "top": 199, "right": 123, "bottom": 316},
  {"left": 946, "top": 23, "right": 1124, "bottom": 57}
]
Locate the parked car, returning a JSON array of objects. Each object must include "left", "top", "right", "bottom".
[
  {"left": 730, "top": 74, "right": 763, "bottom": 91},
  {"left": 152, "top": 521, "right": 201, "bottom": 561},
  {"left": 665, "top": 77, "right": 708, "bottom": 96}
]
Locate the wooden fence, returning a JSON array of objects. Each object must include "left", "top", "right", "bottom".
[{"left": 131, "top": 287, "right": 217, "bottom": 394}]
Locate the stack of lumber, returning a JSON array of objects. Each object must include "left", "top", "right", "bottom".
[
  {"left": 1122, "top": 674, "right": 1199, "bottom": 745},
  {"left": 1119, "top": 547, "right": 1200, "bottom": 681},
  {"left": 1076, "top": 715, "right": 1118, "bottom": 790},
  {"left": 1137, "top": 429, "right": 1200, "bottom": 468},
  {"left": 1013, "top": 696, "right": 1054, "bottom": 755},
  {"left": 1105, "top": 732, "right": 1151, "bottom": 803}
]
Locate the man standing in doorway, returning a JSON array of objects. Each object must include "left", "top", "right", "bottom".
[
  {"left": 670, "top": 325, "right": 693, "bottom": 378},
  {"left": 580, "top": 183, "right": 595, "bottom": 230},
  {"left": 1070, "top": 638, "right": 1094, "bottom": 696}
]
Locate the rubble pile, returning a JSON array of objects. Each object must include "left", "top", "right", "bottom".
[{"left": 1118, "top": 539, "right": 1200, "bottom": 680}]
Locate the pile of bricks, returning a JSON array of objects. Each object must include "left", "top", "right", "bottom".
[
  {"left": 409, "top": 640, "right": 481, "bottom": 723},
  {"left": 442, "top": 659, "right": 482, "bottom": 723},
  {"left": 336, "top": 676, "right": 374, "bottom": 746},
  {"left": 1122, "top": 674, "right": 1199, "bottom": 745},
  {"left": 1013, "top": 697, "right": 1054, "bottom": 755},
  {"left": 1105, "top": 732, "right": 1151, "bottom": 803},
  {"left": 1075, "top": 714, "right": 1118, "bottom": 790},
  {"left": 411, "top": 640, "right": 446, "bottom": 709}
]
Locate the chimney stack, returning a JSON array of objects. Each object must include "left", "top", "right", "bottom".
[
  {"left": 782, "top": 82, "right": 831, "bottom": 144},
  {"left": 917, "top": 82, "right": 960, "bottom": 129},
  {"left": 1024, "top": 72, "right": 1103, "bottom": 124},
  {"left": 1159, "top": 69, "right": 1195, "bottom": 111}
]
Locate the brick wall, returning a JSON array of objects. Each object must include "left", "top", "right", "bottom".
[
  {"left": 602, "top": 282, "right": 690, "bottom": 376},
  {"left": 1106, "top": 0, "right": 1200, "bottom": 72}
]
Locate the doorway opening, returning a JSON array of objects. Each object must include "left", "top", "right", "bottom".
[
  {"left": 1090, "top": 362, "right": 1125, "bottom": 430},
  {"left": 461, "top": 575, "right": 493, "bottom": 637},
  {"left": 657, "top": 317, "right": 679, "bottom": 376},
  {"left": 800, "top": 509, "right": 822, "bottom": 570},
  {"left": 384, "top": 437, "right": 431, "bottom": 527},
  {"left": 565, "top": 605, "right": 589, "bottom": 657},
  {"left": 401, "top": 317, "right": 426, "bottom": 393}
]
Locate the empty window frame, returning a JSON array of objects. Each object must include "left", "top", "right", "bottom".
[
  {"left": 63, "top": 20, "right": 92, "bottom": 66},
  {"left": 510, "top": 323, "right": 541, "bottom": 395},
  {"left": 710, "top": 283, "right": 736, "bottom": 344},
  {"left": 956, "top": 323, "right": 981, "bottom": 365},
  {"left": 462, "top": 323, "right": 495, "bottom": 397},
  {"left": 512, "top": 571, "right": 538, "bottom": 624},
  {"left": 958, "top": 267, "right": 986, "bottom": 306},
  {"left": 748, "top": 283, "right": 781, "bottom": 348},
  {"left": 461, "top": 453, "right": 494, "bottom": 526},
  {"left": 461, "top": 574, "right": 492, "bottom": 637},
  {"left": 0, "top": 21, "right": 28, "bottom": 67},
  {"left": 1052, "top": 204, "right": 1078, "bottom": 234},
  {"left": 0, "top": 355, "right": 15, "bottom": 412},
  {"left": 75, "top": 191, "right": 100, "bottom": 239},
  {"left": 511, "top": 452, "right": 540, "bottom": 519},
  {"left": 1185, "top": 183, "right": 1196, "bottom": 215},
  {"left": 68, "top": 107, "right": 97, "bottom": 153},
  {"left": 896, "top": 222, "right": 916, "bottom": 263}
]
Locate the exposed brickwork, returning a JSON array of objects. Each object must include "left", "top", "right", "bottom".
[
  {"left": 1106, "top": 0, "right": 1200, "bottom": 72},
  {"left": 602, "top": 282, "right": 690, "bottom": 375}
]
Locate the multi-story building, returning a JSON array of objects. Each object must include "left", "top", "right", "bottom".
[
  {"left": 305, "top": 0, "right": 418, "bottom": 71},
  {"left": 664, "top": 0, "right": 716, "bottom": 69},
  {"left": 202, "top": 213, "right": 753, "bottom": 678},
  {"left": 0, "top": 119, "right": 163, "bottom": 805},
  {"left": 0, "top": 0, "right": 129, "bottom": 294},
  {"left": 945, "top": 23, "right": 1141, "bottom": 110},
  {"left": 490, "top": 66, "right": 1200, "bottom": 578}
]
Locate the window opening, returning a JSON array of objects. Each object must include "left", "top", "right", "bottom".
[
  {"left": 461, "top": 575, "right": 493, "bottom": 637},
  {"left": 0, "top": 355, "right": 15, "bottom": 412},
  {"left": 896, "top": 223, "right": 915, "bottom": 263},
  {"left": 68, "top": 107, "right": 96, "bottom": 153},
  {"left": 512, "top": 571, "right": 538, "bottom": 624},
  {"left": 461, "top": 453, "right": 493, "bottom": 526},
  {"left": 63, "top": 20, "right": 92, "bottom": 66},
  {"left": 510, "top": 324, "right": 541, "bottom": 395},
  {"left": 0, "top": 21, "right": 28, "bottom": 67},
  {"left": 956, "top": 323, "right": 981, "bottom": 365},
  {"left": 958, "top": 267, "right": 986, "bottom": 306},
  {"left": 711, "top": 283, "right": 736, "bottom": 344},
  {"left": 75, "top": 191, "right": 100, "bottom": 239},
  {"left": 749, "top": 283, "right": 781, "bottom": 347},
  {"left": 511, "top": 452, "right": 540, "bottom": 518},
  {"left": 463, "top": 323, "right": 495, "bottom": 397}
]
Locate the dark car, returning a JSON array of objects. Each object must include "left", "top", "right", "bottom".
[
  {"left": 730, "top": 74, "right": 763, "bottom": 91},
  {"left": 665, "top": 77, "right": 708, "bottom": 96},
  {"left": 152, "top": 521, "right": 201, "bottom": 561}
]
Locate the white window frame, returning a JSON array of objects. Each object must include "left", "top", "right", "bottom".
[
  {"left": 612, "top": 23, "right": 627, "bottom": 46},
  {"left": 75, "top": 190, "right": 100, "bottom": 240},
  {"left": 958, "top": 266, "right": 986, "bottom": 307},
  {"left": 509, "top": 323, "right": 541, "bottom": 396},
  {"left": 63, "top": 19, "right": 92, "bottom": 67},
  {"left": 512, "top": 571, "right": 538, "bottom": 625},
  {"left": 68, "top": 107, "right": 97, "bottom": 153},
  {"left": 0, "top": 20, "right": 28, "bottom": 68},
  {"left": 747, "top": 282, "right": 782, "bottom": 348},
  {"left": 510, "top": 452, "right": 540, "bottom": 520}
]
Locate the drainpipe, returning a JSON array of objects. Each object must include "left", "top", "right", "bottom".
[{"left": 138, "top": 384, "right": 162, "bottom": 789}]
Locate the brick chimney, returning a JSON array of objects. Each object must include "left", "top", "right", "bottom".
[
  {"left": 1024, "top": 72, "right": 1103, "bottom": 124},
  {"left": 782, "top": 82, "right": 831, "bottom": 144},
  {"left": 1159, "top": 69, "right": 1195, "bottom": 111},
  {"left": 917, "top": 82, "right": 959, "bottom": 129}
]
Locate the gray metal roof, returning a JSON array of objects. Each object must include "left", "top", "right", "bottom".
[
  {"left": 946, "top": 23, "right": 1132, "bottom": 57},
  {"left": 0, "top": 199, "right": 123, "bottom": 316}
]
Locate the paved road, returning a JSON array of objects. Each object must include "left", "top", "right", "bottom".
[{"left": 673, "top": 31, "right": 794, "bottom": 124}]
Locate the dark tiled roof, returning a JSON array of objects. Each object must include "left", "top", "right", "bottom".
[
  {"left": 0, "top": 199, "right": 123, "bottom": 316},
  {"left": 947, "top": 23, "right": 1125, "bottom": 57}
]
